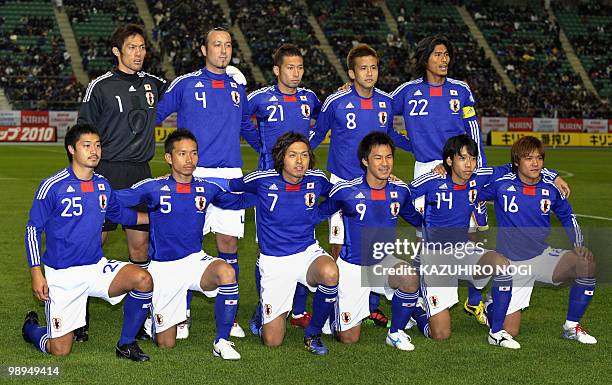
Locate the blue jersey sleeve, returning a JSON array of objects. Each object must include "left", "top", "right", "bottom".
[
  {"left": 387, "top": 125, "right": 412, "bottom": 153},
  {"left": 310, "top": 98, "right": 334, "bottom": 149},
  {"left": 156, "top": 77, "right": 184, "bottom": 125},
  {"left": 399, "top": 191, "right": 422, "bottom": 227},
  {"left": 113, "top": 179, "right": 156, "bottom": 208},
  {"left": 461, "top": 90, "right": 487, "bottom": 167},
  {"left": 391, "top": 84, "right": 405, "bottom": 116},
  {"left": 408, "top": 173, "right": 441, "bottom": 198},
  {"left": 552, "top": 190, "right": 582, "bottom": 248},
  {"left": 227, "top": 171, "right": 261, "bottom": 194},
  {"left": 311, "top": 94, "right": 322, "bottom": 120},
  {"left": 240, "top": 87, "right": 261, "bottom": 152},
  {"left": 25, "top": 182, "right": 55, "bottom": 267},
  {"left": 207, "top": 180, "right": 257, "bottom": 209},
  {"left": 105, "top": 190, "right": 138, "bottom": 225}
]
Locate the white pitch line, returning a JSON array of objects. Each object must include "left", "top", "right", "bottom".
[
  {"left": 557, "top": 170, "right": 575, "bottom": 178},
  {"left": 485, "top": 202, "right": 611, "bottom": 221}
]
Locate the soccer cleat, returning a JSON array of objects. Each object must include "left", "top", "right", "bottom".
[
  {"left": 464, "top": 299, "right": 489, "bottom": 327},
  {"left": 405, "top": 297, "right": 425, "bottom": 330},
  {"left": 386, "top": 330, "right": 415, "bottom": 351},
  {"left": 304, "top": 334, "right": 328, "bottom": 355},
  {"left": 249, "top": 306, "right": 262, "bottom": 337},
  {"left": 365, "top": 308, "right": 390, "bottom": 328},
  {"left": 22, "top": 311, "right": 39, "bottom": 343},
  {"left": 176, "top": 318, "right": 190, "bottom": 340},
  {"left": 115, "top": 341, "right": 150, "bottom": 362},
  {"left": 290, "top": 312, "right": 312, "bottom": 329},
  {"left": 213, "top": 338, "right": 241, "bottom": 360},
  {"left": 230, "top": 322, "right": 246, "bottom": 338},
  {"left": 73, "top": 325, "right": 89, "bottom": 342},
  {"left": 136, "top": 322, "right": 151, "bottom": 341},
  {"left": 488, "top": 329, "right": 521, "bottom": 349},
  {"left": 562, "top": 324, "right": 597, "bottom": 344}
]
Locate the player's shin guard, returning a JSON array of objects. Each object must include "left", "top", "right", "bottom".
[
  {"left": 118, "top": 290, "right": 152, "bottom": 346},
  {"left": 566, "top": 278, "right": 595, "bottom": 323},
  {"left": 369, "top": 292, "right": 381, "bottom": 312},
  {"left": 305, "top": 284, "right": 338, "bottom": 337},
  {"left": 215, "top": 283, "right": 239, "bottom": 342},
  {"left": 292, "top": 283, "right": 309, "bottom": 315},
  {"left": 467, "top": 285, "right": 483, "bottom": 307},
  {"left": 390, "top": 289, "right": 418, "bottom": 333},
  {"left": 25, "top": 324, "right": 48, "bottom": 353},
  {"left": 411, "top": 306, "right": 431, "bottom": 338},
  {"left": 219, "top": 252, "right": 239, "bottom": 282},
  {"left": 490, "top": 275, "right": 512, "bottom": 333}
]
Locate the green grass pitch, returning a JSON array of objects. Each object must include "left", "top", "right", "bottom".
[{"left": 0, "top": 144, "right": 610, "bottom": 385}]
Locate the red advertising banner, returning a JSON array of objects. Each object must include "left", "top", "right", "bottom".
[
  {"left": 508, "top": 117, "right": 533, "bottom": 132},
  {"left": 0, "top": 126, "right": 57, "bottom": 142},
  {"left": 21, "top": 111, "right": 49, "bottom": 126},
  {"left": 559, "top": 118, "right": 583, "bottom": 132}
]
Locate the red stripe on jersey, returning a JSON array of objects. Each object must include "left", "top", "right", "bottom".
[
  {"left": 283, "top": 95, "right": 297, "bottom": 102},
  {"left": 522, "top": 185, "right": 536, "bottom": 196},
  {"left": 360, "top": 98, "right": 373, "bottom": 110},
  {"left": 212, "top": 80, "right": 225, "bottom": 88},
  {"left": 371, "top": 189, "right": 386, "bottom": 200},
  {"left": 176, "top": 183, "right": 191, "bottom": 194},
  {"left": 429, "top": 86, "right": 443, "bottom": 97},
  {"left": 286, "top": 183, "right": 301, "bottom": 192},
  {"left": 80, "top": 181, "right": 94, "bottom": 192},
  {"left": 453, "top": 184, "right": 467, "bottom": 190}
]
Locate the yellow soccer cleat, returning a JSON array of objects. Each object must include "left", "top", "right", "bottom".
[{"left": 464, "top": 299, "right": 489, "bottom": 326}]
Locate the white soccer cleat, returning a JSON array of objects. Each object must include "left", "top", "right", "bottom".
[
  {"left": 230, "top": 322, "right": 246, "bottom": 338},
  {"left": 488, "top": 329, "right": 521, "bottom": 349},
  {"left": 143, "top": 317, "right": 153, "bottom": 338},
  {"left": 213, "top": 338, "right": 241, "bottom": 360},
  {"left": 386, "top": 330, "right": 415, "bottom": 351},
  {"left": 562, "top": 324, "right": 597, "bottom": 344},
  {"left": 176, "top": 319, "right": 190, "bottom": 340}
]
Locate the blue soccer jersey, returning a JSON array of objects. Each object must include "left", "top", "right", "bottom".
[
  {"left": 481, "top": 173, "right": 581, "bottom": 261},
  {"left": 391, "top": 77, "right": 486, "bottom": 166},
  {"left": 156, "top": 68, "right": 260, "bottom": 168},
  {"left": 310, "top": 86, "right": 412, "bottom": 180},
  {"left": 228, "top": 169, "right": 332, "bottom": 256},
  {"left": 113, "top": 176, "right": 255, "bottom": 262},
  {"left": 247, "top": 85, "right": 321, "bottom": 170},
  {"left": 320, "top": 176, "right": 422, "bottom": 266},
  {"left": 25, "top": 167, "right": 137, "bottom": 269}
]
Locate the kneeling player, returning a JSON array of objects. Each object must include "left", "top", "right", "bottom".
[
  {"left": 320, "top": 132, "right": 423, "bottom": 350},
  {"left": 481, "top": 136, "right": 597, "bottom": 345},
  {"left": 227, "top": 132, "right": 338, "bottom": 355},
  {"left": 22, "top": 124, "right": 152, "bottom": 361},
  {"left": 113, "top": 130, "right": 256, "bottom": 359}
]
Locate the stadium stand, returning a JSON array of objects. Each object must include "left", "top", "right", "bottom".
[
  {"left": 553, "top": 1, "right": 611, "bottom": 101},
  {"left": 467, "top": 1, "right": 607, "bottom": 118},
  {"left": 230, "top": 0, "right": 342, "bottom": 98},
  {"left": 0, "top": 0, "right": 82, "bottom": 109}
]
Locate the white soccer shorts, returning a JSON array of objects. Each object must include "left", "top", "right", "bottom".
[
  {"left": 194, "top": 167, "right": 245, "bottom": 238},
  {"left": 329, "top": 173, "right": 345, "bottom": 244},
  {"left": 44, "top": 257, "right": 129, "bottom": 338}
]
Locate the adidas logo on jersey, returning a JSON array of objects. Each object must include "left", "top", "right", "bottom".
[
  {"left": 269, "top": 95, "right": 278, "bottom": 102},
  {"left": 507, "top": 185, "right": 516, "bottom": 192},
  {"left": 345, "top": 102, "right": 354, "bottom": 109},
  {"left": 129, "top": 86, "right": 136, "bottom": 92},
  {"left": 355, "top": 192, "right": 365, "bottom": 199},
  {"left": 269, "top": 184, "right": 278, "bottom": 190},
  {"left": 439, "top": 183, "right": 448, "bottom": 190},
  {"left": 161, "top": 185, "right": 170, "bottom": 191},
  {"left": 66, "top": 185, "right": 75, "bottom": 193},
  {"left": 195, "top": 81, "right": 204, "bottom": 88},
  {"left": 413, "top": 90, "right": 423, "bottom": 96}
]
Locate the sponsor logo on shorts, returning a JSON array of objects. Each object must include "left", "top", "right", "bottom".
[
  {"left": 341, "top": 312, "right": 351, "bottom": 324},
  {"left": 429, "top": 295, "right": 439, "bottom": 308},
  {"left": 155, "top": 313, "right": 164, "bottom": 326},
  {"left": 264, "top": 304, "right": 272, "bottom": 317},
  {"left": 332, "top": 226, "right": 341, "bottom": 237},
  {"left": 52, "top": 317, "right": 62, "bottom": 330}
]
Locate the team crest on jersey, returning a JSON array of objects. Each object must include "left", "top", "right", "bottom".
[
  {"left": 390, "top": 202, "right": 400, "bottom": 216},
  {"left": 304, "top": 192, "right": 316, "bottom": 207},
  {"left": 449, "top": 99, "right": 460, "bottom": 113},
  {"left": 264, "top": 304, "right": 273, "bottom": 317},
  {"left": 378, "top": 111, "right": 388, "bottom": 125},
  {"left": 144, "top": 83, "right": 152, "bottom": 91},
  {"left": 145, "top": 91, "right": 155, "bottom": 107},
  {"left": 540, "top": 199, "right": 551, "bottom": 214},
  {"left": 341, "top": 312, "right": 352, "bottom": 324},
  {"left": 155, "top": 313, "right": 164, "bottom": 326},
  {"left": 99, "top": 193, "right": 107, "bottom": 210},
  {"left": 332, "top": 226, "right": 341, "bottom": 237},
  {"left": 231, "top": 91, "right": 240, "bottom": 105},
  {"left": 195, "top": 195, "right": 207, "bottom": 211},
  {"left": 429, "top": 295, "right": 439, "bottom": 308},
  {"left": 301, "top": 104, "right": 311, "bottom": 117},
  {"left": 468, "top": 189, "right": 478, "bottom": 203},
  {"left": 52, "top": 317, "right": 62, "bottom": 330}
]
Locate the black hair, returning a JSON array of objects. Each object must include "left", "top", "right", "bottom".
[
  {"left": 271, "top": 131, "right": 315, "bottom": 173},
  {"left": 442, "top": 134, "right": 478, "bottom": 174},
  {"left": 413, "top": 34, "right": 454, "bottom": 79},
  {"left": 64, "top": 123, "right": 100, "bottom": 162},
  {"left": 357, "top": 132, "right": 395, "bottom": 171},
  {"left": 110, "top": 24, "right": 146, "bottom": 63},
  {"left": 273, "top": 43, "right": 303, "bottom": 67},
  {"left": 164, "top": 129, "right": 198, "bottom": 154},
  {"left": 202, "top": 27, "right": 231, "bottom": 48}
]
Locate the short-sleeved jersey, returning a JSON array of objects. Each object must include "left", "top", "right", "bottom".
[
  {"left": 321, "top": 176, "right": 422, "bottom": 266},
  {"left": 310, "top": 86, "right": 412, "bottom": 180},
  {"left": 408, "top": 166, "right": 511, "bottom": 243},
  {"left": 78, "top": 69, "right": 167, "bottom": 163},
  {"left": 113, "top": 176, "right": 255, "bottom": 262},
  {"left": 247, "top": 85, "right": 321, "bottom": 170},
  {"left": 481, "top": 173, "right": 581, "bottom": 261},
  {"left": 156, "top": 68, "right": 259, "bottom": 168},
  {"left": 228, "top": 169, "right": 332, "bottom": 256},
  {"left": 25, "top": 167, "right": 136, "bottom": 269},
  {"left": 391, "top": 77, "right": 486, "bottom": 166}
]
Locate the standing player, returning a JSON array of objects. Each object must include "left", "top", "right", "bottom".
[
  {"left": 22, "top": 124, "right": 152, "bottom": 361},
  {"left": 480, "top": 136, "right": 597, "bottom": 346},
  {"left": 156, "top": 27, "right": 260, "bottom": 338},
  {"left": 310, "top": 44, "right": 412, "bottom": 327},
  {"left": 227, "top": 132, "right": 339, "bottom": 355},
  {"left": 113, "top": 130, "right": 257, "bottom": 359},
  {"left": 247, "top": 43, "right": 321, "bottom": 328},
  {"left": 319, "top": 132, "right": 423, "bottom": 350},
  {"left": 77, "top": 24, "right": 167, "bottom": 341}
]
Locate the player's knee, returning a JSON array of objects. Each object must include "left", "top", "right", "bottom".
[
  {"left": 337, "top": 331, "right": 360, "bottom": 344},
  {"left": 216, "top": 234, "right": 238, "bottom": 253},
  {"left": 49, "top": 342, "right": 72, "bottom": 356},
  {"left": 217, "top": 263, "right": 236, "bottom": 285},
  {"left": 156, "top": 338, "right": 176, "bottom": 349},
  {"left": 506, "top": 325, "right": 520, "bottom": 337},
  {"left": 430, "top": 327, "right": 451, "bottom": 341},
  {"left": 134, "top": 270, "right": 153, "bottom": 292},
  {"left": 496, "top": 254, "right": 510, "bottom": 268},
  {"left": 399, "top": 274, "right": 419, "bottom": 293},
  {"left": 319, "top": 262, "right": 339, "bottom": 286},
  {"left": 262, "top": 333, "right": 284, "bottom": 347}
]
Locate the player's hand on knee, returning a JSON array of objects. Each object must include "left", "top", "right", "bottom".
[
  {"left": 554, "top": 176, "right": 571, "bottom": 198},
  {"left": 30, "top": 267, "right": 49, "bottom": 301},
  {"left": 337, "top": 82, "right": 351, "bottom": 91},
  {"left": 431, "top": 163, "right": 446, "bottom": 176},
  {"left": 574, "top": 246, "right": 593, "bottom": 262}
]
